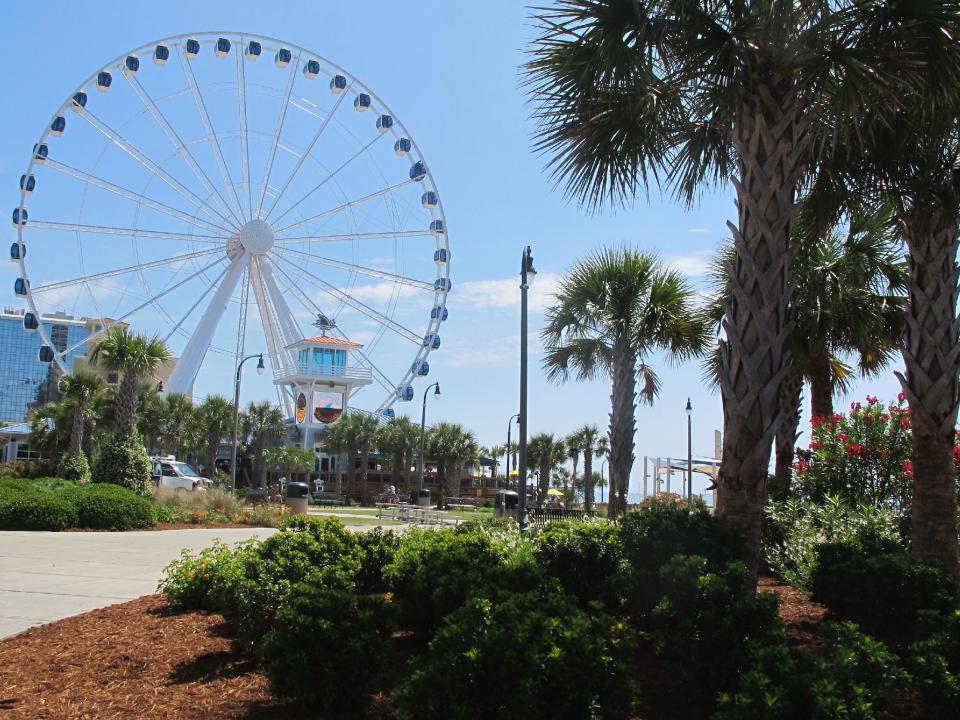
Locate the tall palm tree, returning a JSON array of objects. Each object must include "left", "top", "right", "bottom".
[
  {"left": 325, "top": 412, "right": 380, "bottom": 503},
  {"left": 89, "top": 327, "right": 169, "bottom": 435},
  {"left": 57, "top": 371, "right": 103, "bottom": 455},
  {"left": 576, "top": 425, "right": 608, "bottom": 511},
  {"left": 564, "top": 430, "right": 584, "bottom": 505},
  {"left": 526, "top": 0, "right": 935, "bottom": 576},
  {"left": 705, "top": 204, "right": 907, "bottom": 493},
  {"left": 196, "top": 395, "right": 234, "bottom": 477},
  {"left": 156, "top": 392, "right": 194, "bottom": 457},
  {"left": 241, "top": 402, "right": 286, "bottom": 488},
  {"left": 527, "top": 433, "right": 566, "bottom": 505},
  {"left": 543, "top": 248, "right": 707, "bottom": 519},
  {"left": 376, "top": 415, "right": 420, "bottom": 494},
  {"left": 427, "top": 422, "right": 480, "bottom": 498}
]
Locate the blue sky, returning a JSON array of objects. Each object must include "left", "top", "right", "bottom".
[{"left": 2, "top": 1, "right": 905, "bottom": 497}]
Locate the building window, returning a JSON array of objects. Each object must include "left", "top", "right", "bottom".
[{"left": 50, "top": 324, "right": 68, "bottom": 353}]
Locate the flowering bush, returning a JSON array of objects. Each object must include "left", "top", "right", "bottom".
[{"left": 795, "top": 394, "right": 918, "bottom": 511}]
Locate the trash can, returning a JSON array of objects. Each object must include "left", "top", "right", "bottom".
[
  {"left": 285, "top": 481, "right": 309, "bottom": 515},
  {"left": 494, "top": 490, "right": 519, "bottom": 519},
  {"left": 416, "top": 488, "right": 432, "bottom": 507}
]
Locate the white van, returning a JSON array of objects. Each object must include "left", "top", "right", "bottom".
[{"left": 151, "top": 458, "right": 211, "bottom": 492}]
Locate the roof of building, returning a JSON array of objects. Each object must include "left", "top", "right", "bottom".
[
  {"left": 0, "top": 421, "right": 40, "bottom": 438},
  {"left": 286, "top": 335, "right": 363, "bottom": 349}
]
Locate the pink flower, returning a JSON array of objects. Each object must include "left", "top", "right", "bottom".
[
  {"left": 810, "top": 441, "right": 823, "bottom": 451},
  {"left": 867, "top": 396, "right": 878, "bottom": 406},
  {"left": 898, "top": 391, "right": 907, "bottom": 403}
]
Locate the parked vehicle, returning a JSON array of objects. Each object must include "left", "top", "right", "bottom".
[{"left": 151, "top": 457, "right": 211, "bottom": 492}]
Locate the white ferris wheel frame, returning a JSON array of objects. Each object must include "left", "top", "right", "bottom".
[{"left": 13, "top": 31, "right": 451, "bottom": 414}]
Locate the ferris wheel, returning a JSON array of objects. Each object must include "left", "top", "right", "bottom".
[{"left": 11, "top": 32, "right": 450, "bottom": 415}]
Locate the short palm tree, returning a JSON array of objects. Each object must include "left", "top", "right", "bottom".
[
  {"left": 156, "top": 392, "right": 195, "bottom": 457},
  {"left": 427, "top": 422, "right": 480, "bottom": 498},
  {"left": 325, "top": 412, "right": 380, "bottom": 503},
  {"left": 564, "top": 430, "right": 584, "bottom": 504},
  {"left": 542, "top": 248, "right": 707, "bottom": 518},
  {"left": 57, "top": 371, "right": 103, "bottom": 455},
  {"left": 526, "top": 0, "right": 938, "bottom": 575},
  {"left": 527, "top": 433, "right": 566, "bottom": 505},
  {"left": 196, "top": 395, "right": 234, "bottom": 477},
  {"left": 574, "top": 424, "right": 608, "bottom": 511},
  {"left": 241, "top": 402, "right": 286, "bottom": 488},
  {"left": 376, "top": 415, "right": 421, "bottom": 494},
  {"left": 89, "top": 327, "right": 169, "bottom": 435}
]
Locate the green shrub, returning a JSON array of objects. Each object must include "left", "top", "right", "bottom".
[
  {"left": 0, "top": 486, "right": 78, "bottom": 530},
  {"left": 74, "top": 483, "right": 155, "bottom": 530},
  {"left": 56, "top": 451, "right": 91, "bottom": 483},
  {"left": 262, "top": 584, "right": 391, "bottom": 711},
  {"left": 354, "top": 527, "right": 401, "bottom": 594},
  {"left": 647, "top": 556, "right": 781, "bottom": 714},
  {"left": 534, "top": 520, "right": 623, "bottom": 607},
  {"left": 907, "top": 610, "right": 960, "bottom": 715},
  {"left": 153, "top": 503, "right": 190, "bottom": 524},
  {"left": 713, "top": 622, "right": 908, "bottom": 720},
  {"left": 159, "top": 540, "right": 252, "bottom": 611},
  {"left": 0, "top": 459, "right": 55, "bottom": 479},
  {"left": 395, "top": 583, "right": 636, "bottom": 720},
  {"left": 763, "top": 495, "right": 900, "bottom": 589},
  {"left": 811, "top": 539, "right": 958, "bottom": 647},
  {"left": 385, "top": 527, "right": 506, "bottom": 636},
  {"left": 153, "top": 486, "right": 245, "bottom": 515},
  {"left": 92, "top": 431, "right": 152, "bottom": 495}
]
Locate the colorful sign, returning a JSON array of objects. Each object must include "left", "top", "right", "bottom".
[
  {"left": 295, "top": 392, "right": 306, "bottom": 423},
  {"left": 312, "top": 391, "right": 343, "bottom": 424}
]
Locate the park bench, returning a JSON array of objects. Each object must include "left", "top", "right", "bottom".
[
  {"left": 444, "top": 497, "right": 480, "bottom": 511},
  {"left": 313, "top": 491, "right": 346, "bottom": 506}
]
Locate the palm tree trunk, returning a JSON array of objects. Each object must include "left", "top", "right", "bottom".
[
  {"left": 608, "top": 341, "right": 637, "bottom": 519},
  {"left": 69, "top": 401, "right": 85, "bottom": 455},
  {"left": 538, "top": 460, "right": 549, "bottom": 505},
  {"left": 571, "top": 456, "right": 580, "bottom": 509},
  {"left": 583, "top": 449, "right": 594, "bottom": 511},
  {"left": 360, "top": 449, "right": 371, "bottom": 505},
  {"left": 716, "top": 88, "right": 807, "bottom": 583},
  {"left": 898, "top": 204, "right": 960, "bottom": 580},
  {"left": 116, "top": 374, "right": 139, "bottom": 436},
  {"left": 253, "top": 439, "right": 265, "bottom": 488},
  {"left": 808, "top": 344, "right": 833, "bottom": 419},
  {"left": 772, "top": 369, "right": 803, "bottom": 502},
  {"left": 346, "top": 454, "right": 356, "bottom": 499},
  {"left": 206, "top": 433, "right": 219, "bottom": 479}
]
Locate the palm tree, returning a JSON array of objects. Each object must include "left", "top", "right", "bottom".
[
  {"left": 325, "top": 412, "right": 380, "bottom": 503},
  {"left": 264, "top": 446, "right": 315, "bottom": 481},
  {"left": 705, "top": 204, "right": 907, "bottom": 494},
  {"left": 564, "top": 430, "right": 584, "bottom": 505},
  {"left": 543, "top": 248, "right": 706, "bottom": 519},
  {"left": 57, "top": 371, "right": 103, "bottom": 455},
  {"left": 576, "top": 425, "right": 608, "bottom": 511},
  {"left": 196, "top": 395, "right": 234, "bottom": 477},
  {"left": 527, "top": 433, "right": 566, "bottom": 506},
  {"left": 376, "top": 416, "right": 420, "bottom": 494},
  {"left": 427, "top": 422, "right": 479, "bottom": 498},
  {"left": 89, "top": 327, "right": 169, "bottom": 435},
  {"left": 526, "top": 0, "right": 934, "bottom": 576},
  {"left": 156, "top": 392, "right": 194, "bottom": 457},
  {"left": 241, "top": 402, "right": 286, "bottom": 488}
]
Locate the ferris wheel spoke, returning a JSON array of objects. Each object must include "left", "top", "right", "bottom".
[
  {"left": 26, "top": 220, "right": 225, "bottom": 245},
  {"left": 261, "top": 87, "right": 351, "bottom": 220},
  {"left": 271, "top": 252, "right": 422, "bottom": 345},
  {"left": 270, "top": 262, "right": 396, "bottom": 396},
  {"left": 166, "top": 252, "right": 248, "bottom": 393},
  {"left": 177, "top": 44, "right": 246, "bottom": 224},
  {"left": 273, "top": 179, "right": 416, "bottom": 236},
  {"left": 30, "top": 247, "right": 223, "bottom": 294},
  {"left": 43, "top": 159, "right": 225, "bottom": 236},
  {"left": 236, "top": 40, "right": 253, "bottom": 221},
  {"left": 276, "top": 230, "right": 432, "bottom": 245},
  {"left": 161, "top": 260, "right": 232, "bottom": 344},
  {"left": 256, "top": 49, "right": 302, "bottom": 218},
  {"left": 271, "top": 246, "right": 433, "bottom": 290},
  {"left": 76, "top": 108, "right": 239, "bottom": 230},
  {"left": 267, "top": 133, "right": 384, "bottom": 227},
  {"left": 249, "top": 256, "right": 291, "bottom": 376},
  {"left": 59, "top": 253, "right": 228, "bottom": 357}
]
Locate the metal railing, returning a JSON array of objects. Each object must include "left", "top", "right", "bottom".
[{"left": 273, "top": 363, "right": 373, "bottom": 382}]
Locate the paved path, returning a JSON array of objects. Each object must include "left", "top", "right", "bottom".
[{"left": 0, "top": 528, "right": 276, "bottom": 639}]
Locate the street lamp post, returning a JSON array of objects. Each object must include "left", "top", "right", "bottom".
[
  {"left": 686, "top": 398, "right": 693, "bottom": 507},
  {"left": 505, "top": 413, "right": 519, "bottom": 489},
  {"left": 418, "top": 382, "right": 441, "bottom": 491},
  {"left": 231, "top": 354, "right": 265, "bottom": 491},
  {"left": 517, "top": 245, "right": 536, "bottom": 530}
]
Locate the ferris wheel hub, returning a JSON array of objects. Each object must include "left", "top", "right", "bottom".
[{"left": 238, "top": 218, "right": 274, "bottom": 255}]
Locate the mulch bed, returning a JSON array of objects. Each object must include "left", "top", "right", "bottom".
[{"left": 0, "top": 578, "right": 830, "bottom": 719}]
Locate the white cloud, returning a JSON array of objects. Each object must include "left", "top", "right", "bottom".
[
  {"left": 687, "top": 228, "right": 711, "bottom": 235},
  {"left": 665, "top": 251, "right": 713, "bottom": 278},
  {"left": 344, "top": 282, "right": 422, "bottom": 304},
  {"left": 456, "top": 272, "right": 562, "bottom": 313}
]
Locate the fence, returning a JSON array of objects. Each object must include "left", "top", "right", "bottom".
[{"left": 528, "top": 507, "right": 600, "bottom": 528}]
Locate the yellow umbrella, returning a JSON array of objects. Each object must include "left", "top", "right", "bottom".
[{"left": 547, "top": 488, "right": 564, "bottom": 496}]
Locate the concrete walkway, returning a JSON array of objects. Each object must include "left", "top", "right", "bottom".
[{"left": 0, "top": 528, "right": 276, "bottom": 639}]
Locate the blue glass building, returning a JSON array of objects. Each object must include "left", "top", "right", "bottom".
[{"left": 0, "top": 309, "right": 91, "bottom": 423}]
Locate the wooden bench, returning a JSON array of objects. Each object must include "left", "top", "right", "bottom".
[
  {"left": 312, "top": 491, "right": 346, "bottom": 506},
  {"left": 444, "top": 497, "right": 480, "bottom": 511}
]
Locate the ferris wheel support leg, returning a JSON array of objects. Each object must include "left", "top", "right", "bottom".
[{"left": 166, "top": 253, "right": 247, "bottom": 394}]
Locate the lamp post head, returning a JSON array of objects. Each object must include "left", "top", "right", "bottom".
[
  {"left": 434, "top": 383, "right": 441, "bottom": 397},
  {"left": 256, "top": 354, "right": 265, "bottom": 375},
  {"left": 521, "top": 245, "right": 536, "bottom": 286},
  {"left": 686, "top": 398, "right": 692, "bottom": 416}
]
